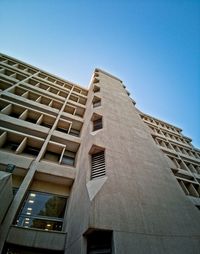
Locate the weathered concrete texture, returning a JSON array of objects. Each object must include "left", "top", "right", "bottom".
[
  {"left": 65, "top": 70, "right": 200, "bottom": 253},
  {"left": 66, "top": 236, "right": 87, "bottom": 254},
  {"left": 114, "top": 231, "right": 200, "bottom": 254},
  {"left": 86, "top": 176, "right": 108, "bottom": 201},
  {"left": 7, "top": 226, "right": 66, "bottom": 251},
  {"left": 0, "top": 53, "right": 199, "bottom": 253},
  {"left": 0, "top": 172, "right": 13, "bottom": 224}
]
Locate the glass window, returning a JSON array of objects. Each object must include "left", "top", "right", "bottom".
[
  {"left": 93, "top": 118, "right": 103, "bottom": 131},
  {"left": 61, "top": 151, "right": 76, "bottom": 166},
  {"left": 14, "top": 191, "right": 67, "bottom": 231},
  {"left": 23, "top": 146, "right": 40, "bottom": 156},
  {"left": 61, "top": 155, "right": 74, "bottom": 166},
  {"left": 69, "top": 128, "right": 80, "bottom": 137}
]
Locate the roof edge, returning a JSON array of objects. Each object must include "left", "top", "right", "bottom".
[{"left": 95, "top": 68, "right": 122, "bottom": 83}]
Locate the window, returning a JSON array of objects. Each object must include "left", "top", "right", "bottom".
[
  {"left": 93, "top": 118, "right": 103, "bottom": 131},
  {"left": 93, "top": 85, "right": 100, "bottom": 93},
  {"left": 91, "top": 113, "right": 103, "bottom": 132},
  {"left": 23, "top": 146, "right": 40, "bottom": 156},
  {"left": 43, "top": 143, "right": 77, "bottom": 166},
  {"left": 14, "top": 191, "right": 67, "bottom": 231},
  {"left": 177, "top": 179, "right": 200, "bottom": 198},
  {"left": 44, "top": 151, "right": 60, "bottom": 163},
  {"left": 2, "top": 133, "right": 25, "bottom": 153},
  {"left": 87, "top": 230, "right": 112, "bottom": 254},
  {"left": 3, "top": 141, "right": 19, "bottom": 151},
  {"left": 0, "top": 132, "right": 43, "bottom": 157},
  {"left": 56, "top": 119, "right": 70, "bottom": 134},
  {"left": 61, "top": 151, "right": 76, "bottom": 166},
  {"left": 41, "top": 122, "right": 52, "bottom": 128},
  {"left": 26, "top": 117, "right": 37, "bottom": 124},
  {"left": 93, "top": 78, "right": 99, "bottom": 84},
  {"left": 69, "top": 128, "right": 80, "bottom": 137},
  {"left": 92, "top": 97, "right": 101, "bottom": 108},
  {"left": 91, "top": 151, "right": 105, "bottom": 179}
]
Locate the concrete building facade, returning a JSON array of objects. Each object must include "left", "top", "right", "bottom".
[{"left": 0, "top": 53, "right": 199, "bottom": 254}]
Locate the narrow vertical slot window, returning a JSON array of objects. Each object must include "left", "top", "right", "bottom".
[
  {"left": 93, "top": 96, "right": 101, "bottom": 108},
  {"left": 93, "top": 85, "right": 100, "bottom": 93},
  {"left": 92, "top": 114, "right": 103, "bottom": 132}
]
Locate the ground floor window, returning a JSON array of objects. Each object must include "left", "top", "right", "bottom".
[{"left": 13, "top": 191, "right": 67, "bottom": 231}]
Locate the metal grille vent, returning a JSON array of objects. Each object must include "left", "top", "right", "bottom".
[{"left": 91, "top": 151, "right": 105, "bottom": 179}]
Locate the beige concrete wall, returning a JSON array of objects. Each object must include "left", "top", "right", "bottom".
[
  {"left": 65, "top": 70, "right": 200, "bottom": 253},
  {"left": 30, "top": 180, "right": 70, "bottom": 196},
  {"left": 7, "top": 226, "right": 66, "bottom": 251}
]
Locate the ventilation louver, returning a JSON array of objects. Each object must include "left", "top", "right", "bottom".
[{"left": 91, "top": 151, "right": 105, "bottom": 179}]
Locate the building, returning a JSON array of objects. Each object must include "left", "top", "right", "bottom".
[{"left": 0, "top": 53, "right": 199, "bottom": 254}]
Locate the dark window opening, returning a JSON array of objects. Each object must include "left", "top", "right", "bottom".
[
  {"left": 93, "top": 101, "right": 101, "bottom": 108},
  {"left": 41, "top": 122, "right": 52, "bottom": 128},
  {"left": 93, "top": 85, "right": 100, "bottom": 93},
  {"left": 56, "top": 127, "right": 68, "bottom": 133},
  {"left": 69, "top": 128, "right": 80, "bottom": 137},
  {"left": 26, "top": 117, "right": 37, "bottom": 124},
  {"left": 93, "top": 98, "right": 101, "bottom": 108},
  {"left": 3, "top": 141, "right": 19, "bottom": 151},
  {"left": 10, "top": 112, "right": 21, "bottom": 118},
  {"left": 87, "top": 230, "right": 112, "bottom": 254},
  {"left": 23, "top": 146, "right": 40, "bottom": 156},
  {"left": 93, "top": 118, "right": 103, "bottom": 131}
]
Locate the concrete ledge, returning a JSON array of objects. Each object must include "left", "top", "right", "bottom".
[
  {"left": 37, "top": 161, "right": 76, "bottom": 179},
  {"left": 0, "top": 114, "right": 49, "bottom": 138},
  {"left": 7, "top": 226, "right": 66, "bottom": 251},
  {"left": 52, "top": 130, "right": 80, "bottom": 144},
  {"left": 0, "top": 151, "right": 33, "bottom": 169},
  {"left": 36, "top": 161, "right": 76, "bottom": 186}
]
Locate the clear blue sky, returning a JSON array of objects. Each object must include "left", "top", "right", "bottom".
[{"left": 1, "top": 0, "right": 200, "bottom": 147}]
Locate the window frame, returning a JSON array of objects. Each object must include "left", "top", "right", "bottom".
[{"left": 14, "top": 190, "right": 67, "bottom": 232}]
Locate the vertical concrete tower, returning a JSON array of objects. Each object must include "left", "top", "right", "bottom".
[
  {"left": 0, "top": 54, "right": 199, "bottom": 254},
  {"left": 65, "top": 69, "right": 200, "bottom": 253}
]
